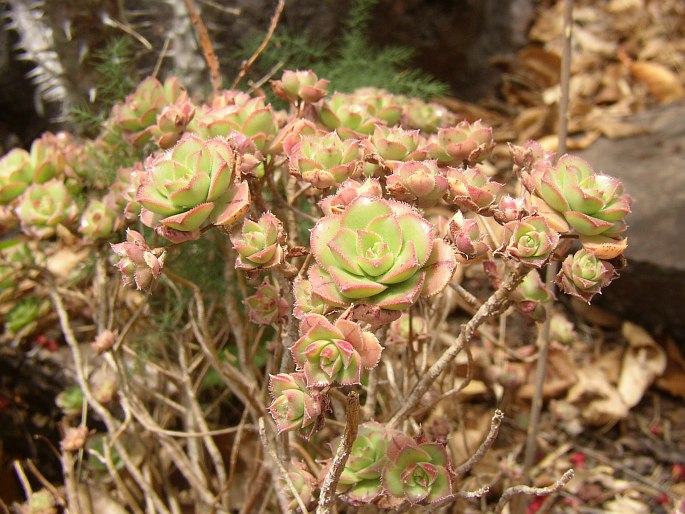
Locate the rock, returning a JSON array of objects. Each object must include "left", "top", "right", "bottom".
[
  {"left": 369, "top": 0, "right": 536, "bottom": 100},
  {"left": 576, "top": 102, "right": 685, "bottom": 342}
]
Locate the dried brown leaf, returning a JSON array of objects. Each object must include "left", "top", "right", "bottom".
[
  {"left": 629, "top": 61, "right": 685, "bottom": 103},
  {"left": 655, "top": 338, "right": 685, "bottom": 399},
  {"left": 617, "top": 322, "right": 666, "bottom": 408}
]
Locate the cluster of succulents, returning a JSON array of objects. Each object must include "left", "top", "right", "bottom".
[{"left": 0, "top": 65, "right": 632, "bottom": 511}]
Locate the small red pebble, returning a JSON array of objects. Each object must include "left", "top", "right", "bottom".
[
  {"left": 654, "top": 493, "right": 669, "bottom": 505},
  {"left": 649, "top": 424, "right": 663, "bottom": 436},
  {"left": 672, "top": 463, "right": 685, "bottom": 482},
  {"left": 0, "top": 396, "right": 9, "bottom": 413},
  {"left": 526, "top": 496, "right": 545, "bottom": 513},
  {"left": 35, "top": 334, "right": 48, "bottom": 346},
  {"left": 570, "top": 452, "right": 587, "bottom": 469}
]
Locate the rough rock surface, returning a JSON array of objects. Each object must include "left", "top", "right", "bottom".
[{"left": 577, "top": 102, "right": 685, "bottom": 342}]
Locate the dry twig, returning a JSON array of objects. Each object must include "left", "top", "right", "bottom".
[
  {"left": 494, "top": 469, "right": 575, "bottom": 514},
  {"left": 183, "top": 0, "right": 222, "bottom": 95},
  {"left": 388, "top": 264, "right": 530, "bottom": 428},
  {"left": 316, "top": 391, "right": 361, "bottom": 514},
  {"left": 231, "top": 0, "right": 286, "bottom": 89}
]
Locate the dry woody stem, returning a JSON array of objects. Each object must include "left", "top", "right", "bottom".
[
  {"left": 388, "top": 264, "right": 530, "bottom": 428},
  {"left": 316, "top": 391, "right": 361, "bottom": 514}
]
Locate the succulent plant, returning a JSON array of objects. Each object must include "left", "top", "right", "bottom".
[
  {"left": 556, "top": 248, "right": 616, "bottom": 303},
  {"left": 114, "top": 76, "right": 186, "bottom": 146},
  {"left": 293, "top": 278, "right": 330, "bottom": 319},
  {"left": 426, "top": 120, "right": 495, "bottom": 165},
  {"left": 401, "top": 99, "right": 453, "bottom": 133},
  {"left": 386, "top": 160, "right": 448, "bottom": 208},
  {"left": 0, "top": 148, "right": 33, "bottom": 204},
  {"left": 110, "top": 229, "right": 166, "bottom": 292},
  {"left": 290, "top": 313, "right": 383, "bottom": 387},
  {"left": 287, "top": 131, "right": 362, "bottom": 189},
  {"left": 0, "top": 240, "right": 33, "bottom": 302},
  {"left": 318, "top": 178, "right": 383, "bottom": 216},
  {"left": 5, "top": 296, "right": 50, "bottom": 336},
  {"left": 271, "top": 69, "right": 329, "bottom": 103},
  {"left": 269, "top": 118, "right": 321, "bottom": 155},
  {"left": 501, "top": 215, "right": 559, "bottom": 268},
  {"left": 109, "top": 163, "right": 145, "bottom": 224},
  {"left": 319, "top": 92, "right": 382, "bottom": 139},
  {"left": 446, "top": 211, "right": 491, "bottom": 264},
  {"left": 25, "top": 489, "right": 57, "bottom": 514},
  {"left": 382, "top": 435, "right": 453, "bottom": 505},
  {"left": 244, "top": 279, "right": 289, "bottom": 325},
  {"left": 268, "top": 372, "right": 323, "bottom": 434},
  {"left": 529, "top": 154, "right": 631, "bottom": 239},
  {"left": 352, "top": 88, "right": 403, "bottom": 126},
  {"left": 189, "top": 96, "right": 278, "bottom": 152},
  {"left": 137, "top": 134, "right": 250, "bottom": 238},
  {"left": 15, "top": 179, "right": 79, "bottom": 239},
  {"left": 370, "top": 125, "right": 425, "bottom": 159},
  {"left": 28, "top": 133, "right": 66, "bottom": 184},
  {"left": 445, "top": 166, "right": 503, "bottom": 215},
  {"left": 56, "top": 385, "right": 84, "bottom": 416},
  {"left": 281, "top": 460, "right": 318, "bottom": 510},
  {"left": 79, "top": 199, "right": 123, "bottom": 240},
  {"left": 152, "top": 99, "right": 196, "bottom": 149},
  {"left": 309, "top": 196, "right": 456, "bottom": 311},
  {"left": 511, "top": 271, "right": 553, "bottom": 322},
  {"left": 387, "top": 313, "right": 429, "bottom": 346},
  {"left": 230, "top": 212, "right": 286, "bottom": 270},
  {"left": 338, "top": 422, "right": 397, "bottom": 503}
]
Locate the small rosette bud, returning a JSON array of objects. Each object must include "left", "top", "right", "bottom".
[
  {"left": 282, "top": 460, "right": 318, "bottom": 510},
  {"left": 291, "top": 314, "right": 383, "bottom": 387},
  {"left": 309, "top": 196, "right": 456, "bottom": 312},
  {"left": 293, "top": 278, "right": 329, "bottom": 319},
  {"left": 426, "top": 120, "right": 495, "bottom": 165},
  {"left": 401, "top": 99, "right": 453, "bottom": 133},
  {"left": 244, "top": 279, "right": 289, "bottom": 325},
  {"left": 511, "top": 272, "right": 553, "bottom": 322},
  {"left": 445, "top": 166, "right": 503, "bottom": 215},
  {"left": 501, "top": 215, "right": 559, "bottom": 268},
  {"left": 556, "top": 248, "right": 616, "bottom": 303},
  {"left": 382, "top": 434, "right": 454, "bottom": 505},
  {"left": 318, "top": 178, "right": 382, "bottom": 216},
  {"left": 268, "top": 372, "right": 323, "bottom": 434},
  {"left": 287, "top": 131, "right": 361, "bottom": 189},
  {"left": 493, "top": 194, "right": 527, "bottom": 224},
  {"left": 387, "top": 313, "right": 429, "bottom": 346},
  {"left": 386, "top": 160, "right": 448, "bottom": 208},
  {"left": 79, "top": 199, "right": 123, "bottom": 240},
  {"left": 272, "top": 69, "right": 329, "bottom": 103},
  {"left": 152, "top": 99, "right": 196, "bottom": 149},
  {"left": 230, "top": 212, "right": 286, "bottom": 270},
  {"left": 61, "top": 425, "right": 89, "bottom": 452},
  {"left": 91, "top": 330, "right": 117, "bottom": 354},
  {"left": 15, "top": 179, "right": 79, "bottom": 239},
  {"left": 446, "top": 211, "right": 490, "bottom": 264},
  {"left": 114, "top": 76, "right": 187, "bottom": 146},
  {"left": 110, "top": 229, "right": 166, "bottom": 292}
]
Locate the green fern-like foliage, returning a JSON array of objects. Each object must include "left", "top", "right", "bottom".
[
  {"left": 69, "top": 37, "right": 138, "bottom": 134},
  {"left": 235, "top": 0, "right": 449, "bottom": 99}
]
